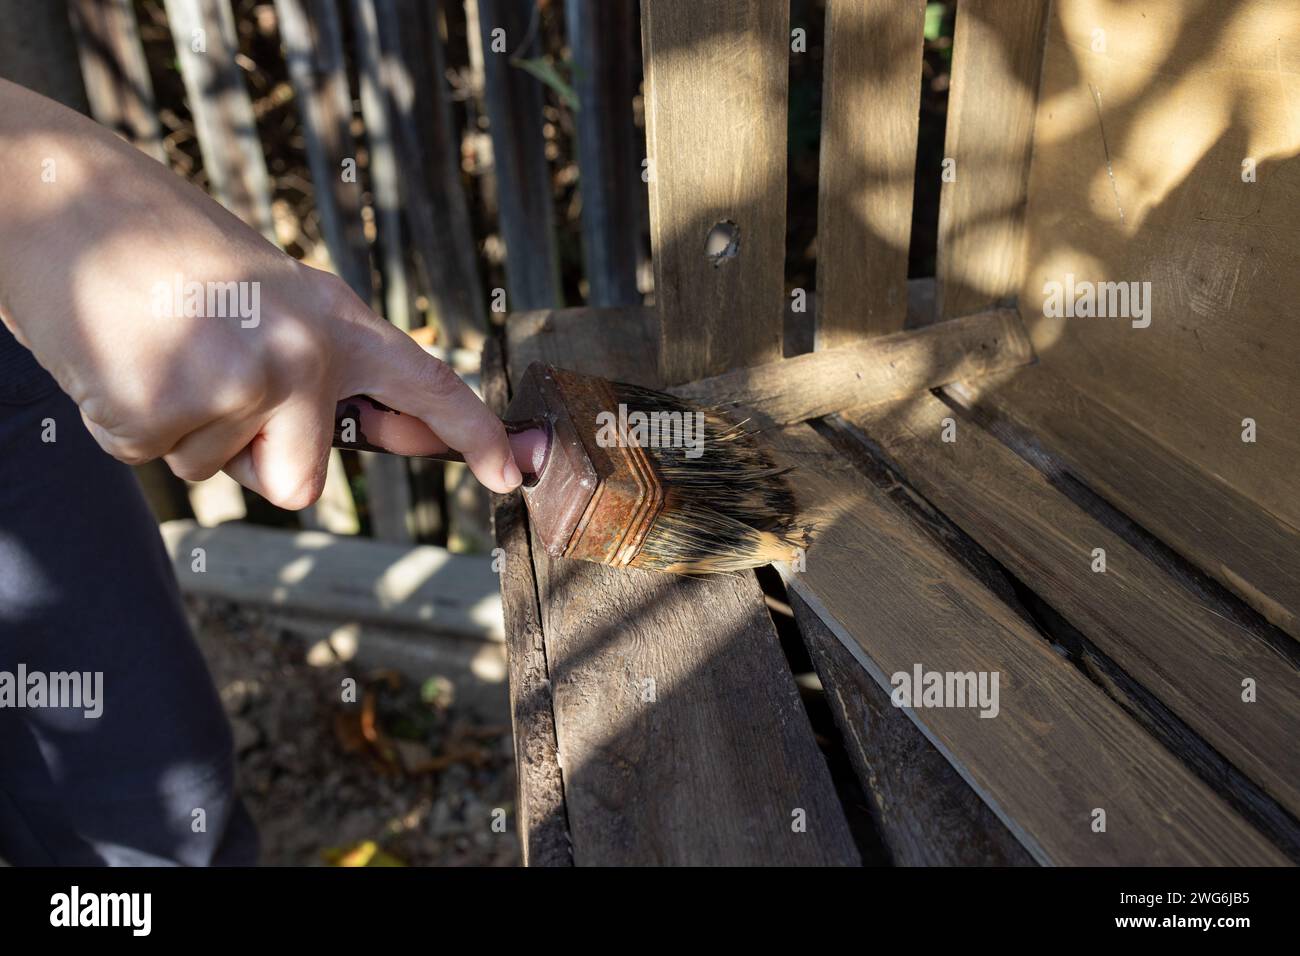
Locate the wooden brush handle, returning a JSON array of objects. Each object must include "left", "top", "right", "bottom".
[
  {"left": 332, "top": 396, "right": 545, "bottom": 468},
  {"left": 332, "top": 396, "right": 466, "bottom": 461}
]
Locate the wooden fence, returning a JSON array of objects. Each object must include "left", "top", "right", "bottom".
[{"left": 64, "top": 0, "right": 649, "bottom": 547}]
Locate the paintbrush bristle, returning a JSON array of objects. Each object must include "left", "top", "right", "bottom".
[{"left": 606, "top": 381, "right": 808, "bottom": 574}]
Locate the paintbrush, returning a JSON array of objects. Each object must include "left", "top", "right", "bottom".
[{"left": 332, "top": 361, "right": 806, "bottom": 574}]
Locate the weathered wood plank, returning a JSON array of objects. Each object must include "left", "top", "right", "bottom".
[
  {"left": 377, "top": 0, "right": 487, "bottom": 349},
  {"left": 163, "top": 0, "right": 277, "bottom": 239},
  {"left": 847, "top": 391, "right": 1300, "bottom": 821},
  {"left": 344, "top": 0, "right": 420, "bottom": 542},
  {"left": 274, "top": 0, "right": 372, "bottom": 300},
  {"left": 506, "top": 306, "right": 859, "bottom": 865},
  {"left": 161, "top": 519, "right": 504, "bottom": 641},
  {"left": 952, "top": 368, "right": 1300, "bottom": 638},
  {"left": 68, "top": 0, "right": 167, "bottom": 163},
  {"left": 641, "top": 0, "right": 789, "bottom": 383},
  {"left": 477, "top": 0, "right": 561, "bottom": 310},
  {"left": 1018, "top": 0, "right": 1300, "bottom": 529},
  {"left": 814, "top": 0, "right": 925, "bottom": 347},
  {"left": 768, "top": 425, "right": 1287, "bottom": 865},
  {"left": 566, "top": 0, "right": 643, "bottom": 308},
  {"left": 935, "top": 0, "right": 1047, "bottom": 319},
  {"left": 673, "top": 306, "right": 1033, "bottom": 426},
  {"left": 483, "top": 334, "right": 571, "bottom": 865},
  {"left": 347, "top": 0, "right": 411, "bottom": 329},
  {"left": 790, "top": 590, "right": 1035, "bottom": 866}
]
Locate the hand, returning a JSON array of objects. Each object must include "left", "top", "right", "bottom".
[{"left": 0, "top": 79, "right": 522, "bottom": 506}]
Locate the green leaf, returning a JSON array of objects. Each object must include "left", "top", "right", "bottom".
[
  {"left": 924, "top": 3, "right": 947, "bottom": 41},
  {"left": 510, "top": 56, "right": 580, "bottom": 112}
]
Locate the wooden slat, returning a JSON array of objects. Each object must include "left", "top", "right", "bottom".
[
  {"left": 68, "top": 0, "right": 167, "bottom": 163},
  {"left": 672, "top": 306, "right": 1033, "bottom": 426},
  {"left": 347, "top": 0, "right": 411, "bottom": 329},
  {"left": 768, "top": 427, "right": 1287, "bottom": 865},
  {"left": 483, "top": 335, "right": 571, "bottom": 865},
  {"left": 161, "top": 519, "right": 504, "bottom": 641},
  {"left": 566, "top": 0, "right": 643, "bottom": 308},
  {"left": 814, "top": 0, "right": 925, "bottom": 347},
  {"left": 274, "top": 0, "right": 372, "bottom": 299},
  {"left": 641, "top": 0, "right": 789, "bottom": 383},
  {"left": 344, "top": 0, "right": 421, "bottom": 541},
  {"left": 377, "top": 0, "right": 487, "bottom": 349},
  {"left": 163, "top": 0, "right": 276, "bottom": 239},
  {"left": 790, "top": 589, "right": 1035, "bottom": 866},
  {"left": 1018, "top": 0, "right": 1300, "bottom": 529},
  {"left": 476, "top": 0, "right": 561, "bottom": 310},
  {"left": 847, "top": 391, "right": 1300, "bottom": 821},
  {"left": 506, "top": 306, "right": 859, "bottom": 865},
  {"left": 952, "top": 367, "right": 1300, "bottom": 637},
  {"left": 935, "top": 0, "right": 1047, "bottom": 319}
]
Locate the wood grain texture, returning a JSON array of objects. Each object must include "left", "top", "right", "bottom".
[
  {"left": 790, "top": 590, "right": 1036, "bottom": 866},
  {"left": 477, "top": 0, "right": 561, "bottom": 310},
  {"left": 347, "top": 0, "right": 411, "bottom": 329},
  {"left": 68, "top": 0, "right": 167, "bottom": 163},
  {"left": 769, "top": 425, "right": 1287, "bottom": 865},
  {"left": 161, "top": 520, "right": 504, "bottom": 641},
  {"left": 935, "top": 0, "right": 1047, "bottom": 319},
  {"left": 673, "top": 306, "right": 1033, "bottom": 426},
  {"left": 274, "top": 0, "right": 372, "bottom": 300},
  {"left": 483, "top": 335, "right": 571, "bottom": 865},
  {"left": 1018, "top": 0, "right": 1300, "bottom": 528},
  {"left": 567, "top": 0, "right": 643, "bottom": 308},
  {"left": 163, "top": 0, "right": 276, "bottom": 239},
  {"left": 641, "top": 0, "right": 789, "bottom": 383},
  {"left": 378, "top": 0, "right": 487, "bottom": 348},
  {"left": 848, "top": 391, "right": 1300, "bottom": 820},
  {"left": 814, "top": 0, "right": 925, "bottom": 347},
  {"left": 954, "top": 368, "right": 1300, "bottom": 637},
  {"left": 506, "top": 306, "right": 859, "bottom": 865}
]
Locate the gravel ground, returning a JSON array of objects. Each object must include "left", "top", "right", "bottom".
[{"left": 187, "top": 597, "right": 520, "bottom": 867}]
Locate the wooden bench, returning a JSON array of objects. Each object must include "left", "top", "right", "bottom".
[{"left": 487, "top": 0, "right": 1299, "bottom": 865}]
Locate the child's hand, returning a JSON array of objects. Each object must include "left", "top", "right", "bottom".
[{"left": 0, "top": 78, "right": 521, "bottom": 506}]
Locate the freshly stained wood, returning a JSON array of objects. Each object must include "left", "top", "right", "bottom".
[
  {"left": 477, "top": 0, "right": 561, "bottom": 310},
  {"left": 1018, "top": 0, "right": 1300, "bottom": 528},
  {"left": 163, "top": 0, "right": 276, "bottom": 239},
  {"left": 161, "top": 519, "right": 504, "bottom": 641},
  {"left": 767, "top": 425, "right": 1287, "bottom": 865},
  {"left": 68, "top": 0, "right": 167, "bottom": 163},
  {"left": 507, "top": 306, "right": 859, "bottom": 865},
  {"left": 483, "top": 335, "right": 571, "bottom": 865},
  {"left": 815, "top": 0, "right": 925, "bottom": 346},
  {"left": 953, "top": 368, "right": 1300, "bottom": 637},
  {"left": 790, "top": 591, "right": 1035, "bottom": 866},
  {"left": 848, "top": 391, "right": 1300, "bottom": 820},
  {"left": 936, "top": 0, "right": 1047, "bottom": 319},
  {"left": 672, "top": 307, "right": 1033, "bottom": 425},
  {"left": 641, "top": 0, "right": 789, "bottom": 383},
  {"left": 567, "top": 0, "right": 643, "bottom": 308}
]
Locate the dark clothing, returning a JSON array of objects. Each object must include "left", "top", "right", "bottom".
[{"left": 0, "top": 325, "right": 257, "bottom": 865}]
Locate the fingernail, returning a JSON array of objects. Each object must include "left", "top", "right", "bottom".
[{"left": 503, "top": 459, "right": 523, "bottom": 489}]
